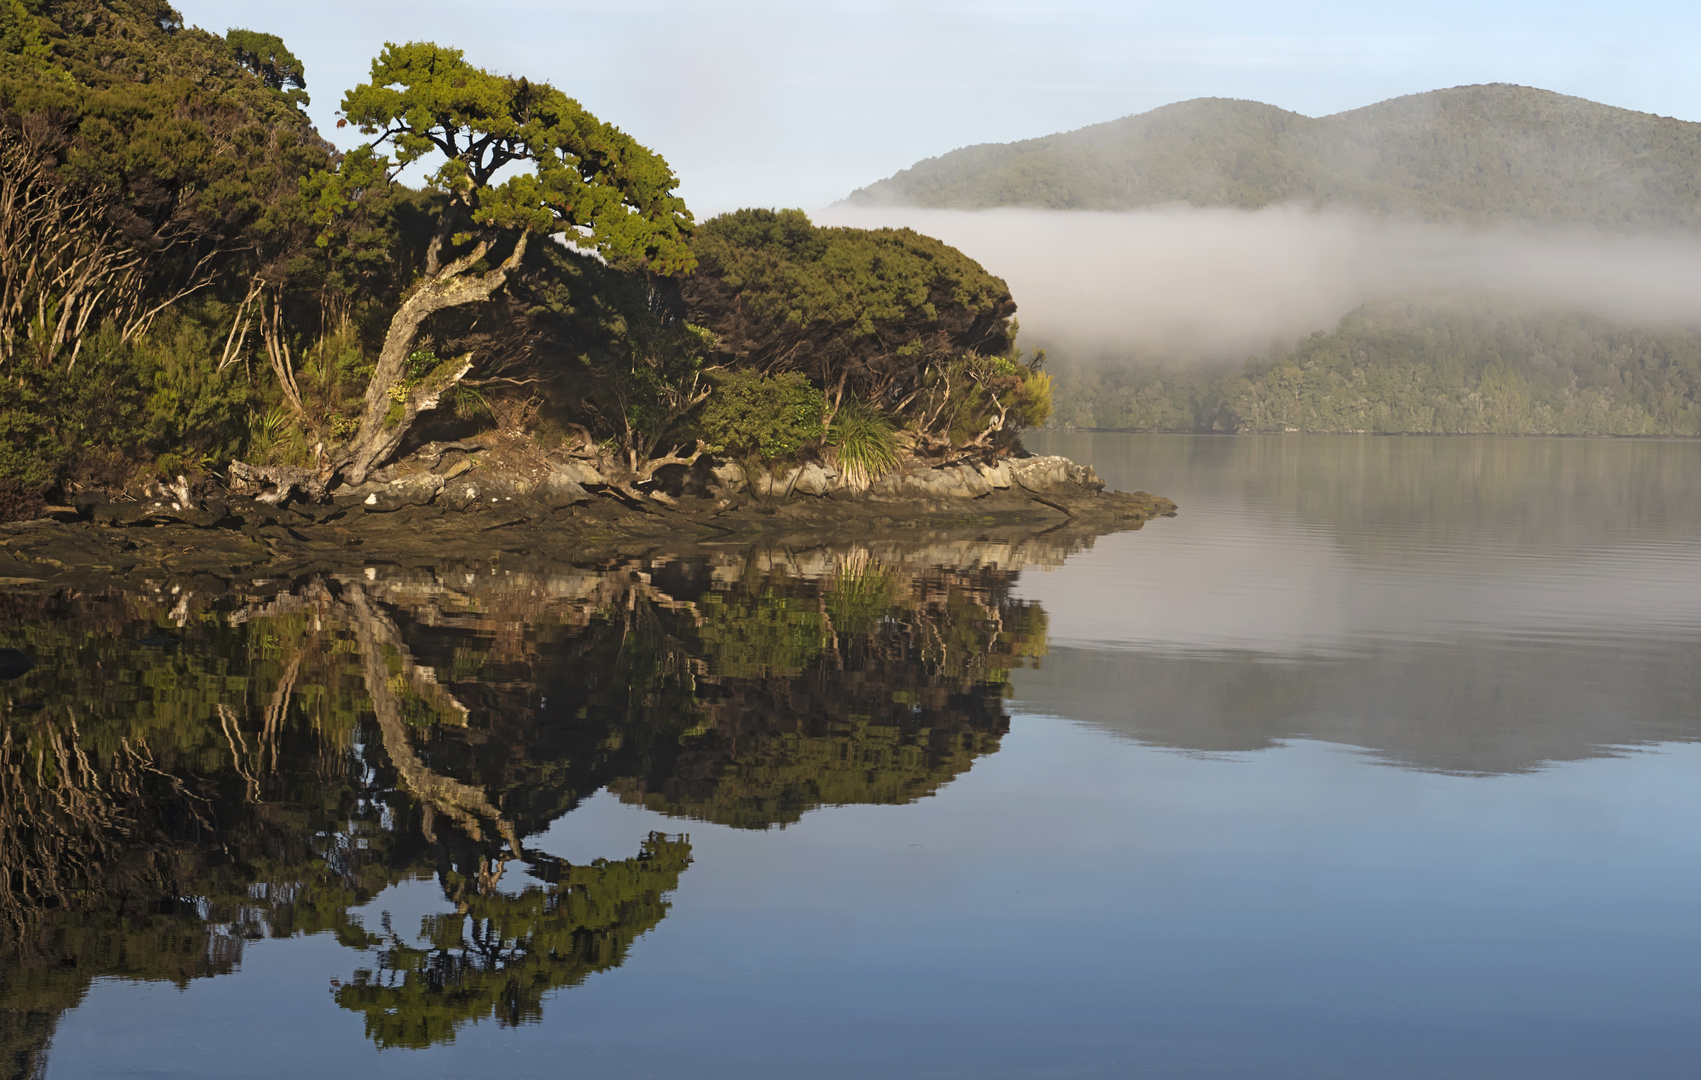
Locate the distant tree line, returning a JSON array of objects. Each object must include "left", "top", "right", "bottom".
[{"left": 1048, "top": 298, "right": 1701, "bottom": 436}]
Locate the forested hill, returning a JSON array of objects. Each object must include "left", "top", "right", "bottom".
[
  {"left": 1050, "top": 298, "right": 1701, "bottom": 436},
  {"left": 842, "top": 84, "right": 1701, "bottom": 229}
]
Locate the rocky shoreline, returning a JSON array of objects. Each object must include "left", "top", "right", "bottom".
[{"left": 0, "top": 453, "right": 1175, "bottom": 585}]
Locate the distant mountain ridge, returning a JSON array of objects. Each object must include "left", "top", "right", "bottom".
[{"left": 842, "top": 85, "right": 1701, "bottom": 228}]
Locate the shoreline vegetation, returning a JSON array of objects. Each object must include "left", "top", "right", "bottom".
[{"left": 0, "top": 2, "right": 1172, "bottom": 553}]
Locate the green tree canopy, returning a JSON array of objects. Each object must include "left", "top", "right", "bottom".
[
  {"left": 328, "top": 41, "right": 693, "bottom": 272},
  {"left": 273, "top": 41, "right": 700, "bottom": 490},
  {"left": 226, "top": 28, "right": 307, "bottom": 104},
  {"left": 682, "top": 208, "right": 1016, "bottom": 406},
  {"left": 1046, "top": 297, "right": 1701, "bottom": 436},
  {"left": 0, "top": 2, "right": 328, "bottom": 369}
]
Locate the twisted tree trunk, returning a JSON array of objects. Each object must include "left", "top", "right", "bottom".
[
  {"left": 337, "top": 232, "right": 531, "bottom": 486},
  {"left": 230, "top": 232, "right": 531, "bottom": 502}
]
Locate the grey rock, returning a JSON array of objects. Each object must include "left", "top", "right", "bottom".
[
  {"left": 539, "top": 471, "right": 591, "bottom": 509},
  {"left": 975, "top": 460, "right": 1014, "bottom": 488},
  {"left": 553, "top": 459, "right": 605, "bottom": 486},
  {"left": 754, "top": 467, "right": 799, "bottom": 498},
  {"left": 361, "top": 473, "right": 443, "bottom": 512},
  {"left": 1009, "top": 455, "right": 1103, "bottom": 494},
  {"left": 709, "top": 461, "right": 747, "bottom": 494},
  {"left": 870, "top": 464, "right": 991, "bottom": 499},
  {"left": 793, "top": 462, "right": 834, "bottom": 496},
  {"left": 948, "top": 464, "right": 994, "bottom": 498},
  {"left": 442, "top": 479, "right": 482, "bottom": 512},
  {"left": 470, "top": 472, "right": 534, "bottom": 505},
  {"left": 92, "top": 498, "right": 230, "bottom": 527}
]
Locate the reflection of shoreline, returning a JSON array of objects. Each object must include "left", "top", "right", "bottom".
[
  {"left": 0, "top": 482, "right": 1175, "bottom": 593},
  {"left": 1015, "top": 637, "right": 1701, "bottom": 776},
  {"left": 1008, "top": 433, "right": 1701, "bottom": 775},
  {"left": 0, "top": 541, "right": 1049, "bottom": 1067},
  {"left": 1033, "top": 431, "right": 1701, "bottom": 557},
  {"left": 1019, "top": 434, "right": 1701, "bottom": 657},
  {"left": 1022, "top": 503, "right": 1701, "bottom": 657}
]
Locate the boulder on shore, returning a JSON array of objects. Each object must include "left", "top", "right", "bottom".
[
  {"left": 539, "top": 471, "right": 591, "bottom": 509},
  {"left": 1008, "top": 455, "right": 1104, "bottom": 494},
  {"left": 870, "top": 464, "right": 992, "bottom": 500},
  {"left": 350, "top": 472, "right": 443, "bottom": 512}
]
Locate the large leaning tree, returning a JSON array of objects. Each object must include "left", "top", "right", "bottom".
[{"left": 239, "top": 41, "right": 695, "bottom": 498}]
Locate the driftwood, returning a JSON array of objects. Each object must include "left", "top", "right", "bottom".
[{"left": 367, "top": 440, "right": 489, "bottom": 483}]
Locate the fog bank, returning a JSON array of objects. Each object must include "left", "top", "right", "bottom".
[{"left": 818, "top": 205, "right": 1701, "bottom": 360}]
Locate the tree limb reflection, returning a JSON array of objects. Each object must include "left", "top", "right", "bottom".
[{"left": 0, "top": 538, "right": 1061, "bottom": 1069}]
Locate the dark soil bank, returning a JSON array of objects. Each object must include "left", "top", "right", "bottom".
[{"left": 0, "top": 458, "right": 1175, "bottom": 587}]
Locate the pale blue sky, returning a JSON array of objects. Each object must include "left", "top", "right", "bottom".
[{"left": 176, "top": 0, "right": 1701, "bottom": 215}]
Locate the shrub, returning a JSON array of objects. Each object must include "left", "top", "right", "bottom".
[
  {"left": 828, "top": 397, "right": 899, "bottom": 488},
  {"left": 0, "top": 478, "right": 45, "bottom": 522},
  {"left": 928, "top": 351, "right": 1054, "bottom": 448},
  {"left": 134, "top": 315, "right": 257, "bottom": 471},
  {"left": 694, "top": 369, "right": 826, "bottom": 460},
  {"left": 1015, "top": 367, "right": 1054, "bottom": 429},
  {"left": 0, "top": 315, "right": 259, "bottom": 495}
]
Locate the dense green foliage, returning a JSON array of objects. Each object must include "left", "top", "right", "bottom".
[
  {"left": 692, "top": 369, "right": 826, "bottom": 459},
  {"left": 0, "top": 0, "right": 338, "bottom": 495},
  {"left": 684, "top": 209, "right": 1015, "bottom": 398},
  {"left": 1049, "top": 299, "right": 1701, "bottom": 435},
  {"left": 926, "top": 350, "right": 1054, "bottom": 446},
  {"left": 325, "top": 41, "right": 694, "bottom": 273},
  {"left": 684, "top": 208, "right": 1040, "bottom": 451},
  {"left": 444, "top": 238, "right": 717, "bottom": 464},
  {"left": 846, "top": 85, "right": 1701, "bottom": 228},
  {"left": 225, "top": 28, "right": 306, "bottom": 102},
  {"left": 0, "top": 11, "right": 1041, "bottom": 511},
  {"left": 0, "top": 315, "right": 257, "bottom": 490},
  {"left": 0, "top": 9, "right": 712, "bottom": 500}
]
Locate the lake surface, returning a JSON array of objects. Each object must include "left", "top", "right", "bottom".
[{"left": 4, "top": 433, "right": 1700, "bottom": 1078}]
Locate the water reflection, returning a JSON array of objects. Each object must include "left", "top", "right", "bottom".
[
  {"left": 1023, "top": 433, "right": 1701, "bottom": 653},
  {"left": 1018, "top": 432, "right": 1701, "bottom": 773},
  {"left": 0, "top": 540, "right": 1056, "bottom": 1070},
  {"left": 10, "top": 437, "right": 1700, "bottom": 1076}
]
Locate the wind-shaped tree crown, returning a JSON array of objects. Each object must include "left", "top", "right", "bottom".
[
  {"left": 227, "top": 28, "right": 308, "bottom": 104},
  {"left": 332, "top": 41, "right": 695, "bottom": 274}
]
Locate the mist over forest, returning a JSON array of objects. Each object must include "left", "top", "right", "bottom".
[
  {"left": 831, "top": 84, "right": 1701, "bottom": 435},
  {"left": 819, "top": 204, "right": 1701, "bottom": 359}
]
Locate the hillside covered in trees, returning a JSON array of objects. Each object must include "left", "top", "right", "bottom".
[
  {"left": 843, "top": 84, "right": 1701, "bottom": 229},
  {"left": 846, "top": 83, "right": 1701, "bottom": 433},
  {"left": 1051, "top": 298, "right": 1701, "bottom": 435},
  {"left": 0, "top": 0, "right": 1047, "bottom": 518}
]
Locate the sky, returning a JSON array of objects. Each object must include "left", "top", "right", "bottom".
[{"left": 176, "top": 0, "right": 1701, "bottom": 215}]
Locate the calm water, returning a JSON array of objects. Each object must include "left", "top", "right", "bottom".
[{"left": 3, "top": 434, "right": 1700, "bottom": 1078}]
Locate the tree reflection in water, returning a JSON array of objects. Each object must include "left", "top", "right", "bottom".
[{"left": 0, "top": 539, "right": 1056, "bottom": 1071}]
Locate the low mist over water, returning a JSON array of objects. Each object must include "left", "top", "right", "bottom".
[{"left": 820, "top": 204, "right": 1701, "bottom": 359}]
